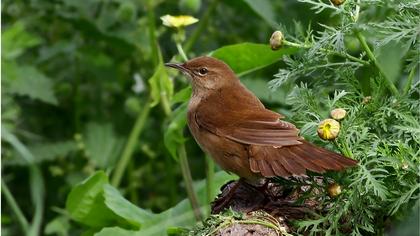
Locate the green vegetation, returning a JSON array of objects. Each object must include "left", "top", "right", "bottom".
[{"left": 2, "top": 0, "right": 419, "bottom": 235}]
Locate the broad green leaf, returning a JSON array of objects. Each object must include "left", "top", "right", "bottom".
[
  {"left": 66, "top": 172, "right": 150, "bottom": 229},
  {"left": 66, "top": 171, "right": 118, "bottom": 227},
  {"left": 71, "top": 171, "right": 235, "bottom": 236},
  {"left": 148, "top": 61, "right": 173, "bottom": 107},
  {"left": 241, "top": 77, "right": 286, "bottom": 104},
  {"left": 242, "top": 0, "right": 277, "bottom": 28},
  {"left": 103, "top": 184, "right": 153, "bottom": 227},
  {"left": 210, "top": 43, "right": 298, "bottom": 76},
  {"left": 3, "top": 63, "right": 58, "bottom": 105},
  {"left": 163, "top": 102, "right": 188, "bottom": 160},
  {"left": 95, "top": 227, "right": 139, "bottom": 236},
  {"left": 44, "top": 216, "right": 70, "bottom": 236},
  {"left": 138, "top": 171, "right": 236, "bottom": 236},
  {"left": 84, "top": 123, "right": 125, "bottom": 168},
  {"left": 376, "top": 41, "right": 406, "bottom": 83},
  {"left": 2, "top": 21, "right": 42, "bottom": 60},
  {"left": 171, "top": 86, "right": 192, "bottom": 104}
]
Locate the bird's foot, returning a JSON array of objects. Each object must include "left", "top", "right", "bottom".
[{"left": 211, "top": 178, "right": 268, "bottom": 214}]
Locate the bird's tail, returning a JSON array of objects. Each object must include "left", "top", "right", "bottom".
[{"left": 249, "top": 140, "right": 358, "bottom": 177}]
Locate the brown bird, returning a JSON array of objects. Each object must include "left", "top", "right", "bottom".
[{"left": 165, "top": 56, "right": 357, "bottom": 184}]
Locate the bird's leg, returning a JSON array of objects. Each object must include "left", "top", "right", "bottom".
[{"left": 211, "top": 178, "right": 244, "bottom": 214}]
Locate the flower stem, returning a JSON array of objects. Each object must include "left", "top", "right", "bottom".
[
  {"left": 283, "top": 40, "right": 369, "bottom": 66},
  {"left": 176, "top": 42, "right": 189, "bottom": 62},
  {"left": 146, "top": 2, "right": 159, "bottom": 66},
  {"left": 111, "top": 98, "right": 151, "bottom": 187},
  {"left": 1, "top": 179, "right": 29, "bottom": 234},
  {"left": 178, "top": 144, "right": 203, "bottom": 221},
  {"left": 354, "top": 31, "right": 399, "bottom": 96}
]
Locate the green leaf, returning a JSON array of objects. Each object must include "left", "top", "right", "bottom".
[
  {"left": 210, "top": 43, "right": 298, "bottom": 76},
  {"left": 171, "top": 86, "right": 192, "bottom": 105},
  {"left": 164, "top": 102, "right": 188, "bottom": 161},
  {"left": 69, "top": 171, "right": 235, "bottom": 236},
  {"left": 44, "top": 216, "right": 70, "bottom": 236},
  {"left": 95, "top": 227, "right": 139, "bottom": 236},
  {"left": 376, "top": 41, "right": 406, "bottom": 83},
  {"left": 241, "top": 0, "right": 277, "bottom": 28},
  {"left": 66, "top": 172, "right": 152, "bottom": 229},
  {"left": 84, "top": 123, "right": 125, "bottom": 168},
  {"left": 2, "top": 21, "right": 42, "bottom": 60},
  {"left": 103, "top": 184, "right": 152, "bottom": 227},
  {"left": 3, "top": 63, "right": 58, "bottom": 105},
  {"left": 138, "top": 172, "right": 236, "bottom": 236},
  {"left": 148, "top": 61, "right": 173, "bottom": 107},
  {"left": 241, "top": 77, "right": 286, "bottom": 104},
  {"left": 66, "top": 171, "right": 118, "bottom": 227}
]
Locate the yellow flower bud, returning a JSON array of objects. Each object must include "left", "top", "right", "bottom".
[
  {"left": 317, "top": 119, "right": 340, "bottom": 140},
  {"left": 330, "top": 108, "right": 346, "bottom": 120},
  {"left": 270, "top": 31, "right": 284, "bottom": 50},
  {"left": 160, "top": 14, "right": 198, "bottom": 28},
  {"left": 330, "top": 0, "right": 345, "bottom": 6},
  {"left": 327, "top": 183, "right": 342, "bottom": 197},
  {"left": 362, "top": 96, "right": 372, "bottom": 104}
]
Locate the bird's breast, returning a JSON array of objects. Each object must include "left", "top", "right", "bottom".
[{"left": 187, "top": 103, "right": 259, "bottom": 180}]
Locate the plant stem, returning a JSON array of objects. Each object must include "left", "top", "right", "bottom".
[
  {"left": 184, "top": 0, "right": 220, "bottom": 52},
  {"left": 28, "top": 166, "right": 45, "bottom": 236},
  {"left": 354, "top": 31, "right": 399, "bottom": 96},
  {"left": 403, "top": 66, "right": 417, "bottom": 95},
  {"left": 176, "top": 42, "right": 189, "bottom": 62},
  {"left": 1, "top": 179, "right": 29, "bottom": 234},
  {"left": 205, "top": 155, "right": 215, "bottom": 214},
  {"left": 178, "top": 144, "right": 203, "bottom": 221},
  {"left": 111, "top": 98, "right": 151, "bottom": 187},
  {"left": 283, "top": 40, "right": 370, "bottom": 66},
  {"left": 147, "top": 2, "right": 159, "bottom": 67}
]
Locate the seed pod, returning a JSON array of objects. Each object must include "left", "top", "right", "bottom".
[
  {"left": 330, "top": 0, "right": 345, "bottom": 6},
  {"left": 270, "top": 31, "right": 284, "bottom": 50},
  {"left": 328, "top": 183, "right": 342, "bottom": 197},
  {"left": 330, "top": 108, "right": 346, "bottom": 120},
  {"left": 317, "top": 119, "right": 340, "bottom": 140}
]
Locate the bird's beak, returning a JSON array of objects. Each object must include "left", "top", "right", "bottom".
[{"left": 165, "top": 62, "right": 190, "bottom": 74}]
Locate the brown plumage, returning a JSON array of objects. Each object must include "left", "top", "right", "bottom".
[{"left": 165, "top": 56, "right": 357, "bottom": 182}]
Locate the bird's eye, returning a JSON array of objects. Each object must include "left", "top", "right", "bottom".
[{"left": 198, "top": 68, "right": 208, "bottom": 76}]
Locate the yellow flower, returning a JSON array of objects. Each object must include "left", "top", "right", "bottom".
[
  {"left": 327, "top": 183, "right": 342, "bottom": 197},
  {"left": 330, "top": 108, "right": 346, "bottom": 120},
  {"left": 317, "top": 118, "right": 340, "bottom": 140},
  {"left": 160, "top": 15, "right": 198, "bottom": 28}
]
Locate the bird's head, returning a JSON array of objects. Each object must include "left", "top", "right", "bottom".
[{"left": 165, "top": 56, "right": 237, "bottom": 92}]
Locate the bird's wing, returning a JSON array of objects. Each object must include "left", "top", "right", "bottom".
[{"left": 195, "top": 104, "right": 302, "bottom": 147}]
